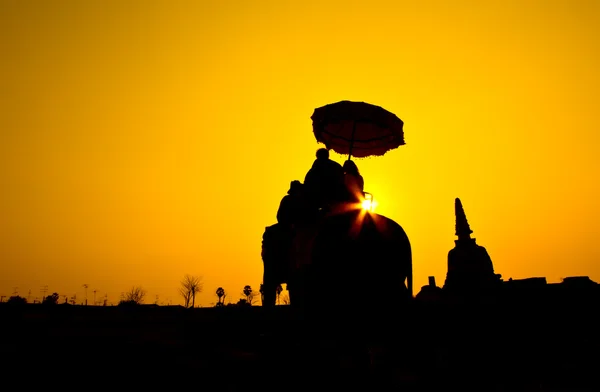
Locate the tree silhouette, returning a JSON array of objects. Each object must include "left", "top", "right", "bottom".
[
  {"left": 179, "top": 274, "right": 203, "bottom": 308},
  {"left": 216, "top": 287, "right": 226, "bottom": 307},
  {"left": 42, "top": 292, "right": 60, "bottom": 305},
  {"left": 120, "top": 286, "right": 146, "bottom": 305},
  {"left": 242, "top": 285, "right": 258, "bottom": 305},
  {"left": 243, "top": 285, "right": 252, "bottom": 301}
]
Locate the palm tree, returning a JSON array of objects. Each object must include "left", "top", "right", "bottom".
[
  {"left": 216, "top": 287, "right": 225, "bottom": 306},
  {"left": 243, "top": 285, "right": 253, "bottom": 304}
]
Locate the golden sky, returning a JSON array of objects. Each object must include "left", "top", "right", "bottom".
[{"left": 1, "top": 0, "right": 599, "bottom": 305}]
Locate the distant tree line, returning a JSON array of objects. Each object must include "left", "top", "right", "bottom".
[{"left": 1, "top": 274, "right": 290, "bottom": 308}]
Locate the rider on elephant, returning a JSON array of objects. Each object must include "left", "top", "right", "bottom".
[
  {"left": 276, "top": 180, "right": 314, "bottom": 228},
  {"left": 342, "top": 159, "right": 365, "bottom": 203},
  {"left": 303, "top": 148, "right": 346, "bottom": 215},
  {"left": 263, "top": 150, "right": 368, "bottom": 307}
]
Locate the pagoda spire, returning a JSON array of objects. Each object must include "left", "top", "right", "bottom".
[{"left": 455, "top": 198, "right": 473, "bottom": 240}]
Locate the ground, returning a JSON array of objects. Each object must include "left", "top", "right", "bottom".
[{"left": 1, "top": 299, "right": 598, "bottom": 391}]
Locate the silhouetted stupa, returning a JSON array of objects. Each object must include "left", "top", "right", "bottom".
[{"left": 443, "top": 198, "right": 501, "bottom": 295}]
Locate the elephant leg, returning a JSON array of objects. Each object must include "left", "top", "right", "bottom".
[
  {"left": 263, "top": 285, "right": 277, "bottom": 307},
  {"left": 287, "top": 274, "right": 297, "bottom": 308},
  {"left": 288, "top": 265, "right": 314, "bottom": 312},
  {"left": 262, "top": 263, "right": 278, "bottom": 307},
  {"left": 287, "top": 284, "right": 294, "bottom": 305}
]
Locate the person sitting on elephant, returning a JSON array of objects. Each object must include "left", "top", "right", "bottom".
[
  {"left": 276, "top": 180, "right": 313, "bottom": 228},
  {"left": 342, "top": 159, "right": 364, "bottom": 203},
  {"left": 303, "top": 148, "right": 345, "bottom": 213}
]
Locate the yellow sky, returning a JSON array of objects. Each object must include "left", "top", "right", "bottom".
[{"left": 1, "top": 0, "right": 599, "bottom": 305}]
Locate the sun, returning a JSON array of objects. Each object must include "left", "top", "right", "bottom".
[
  {"left": 361, "top": 194, "right": 378, "bottom": 212},
  {"left": 326, "top": 193, "right": 378, "bottom": 215}
]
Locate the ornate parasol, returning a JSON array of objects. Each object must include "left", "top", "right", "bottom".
[{"left": 311, "top": 100, "right": 405, "bottom": 160}]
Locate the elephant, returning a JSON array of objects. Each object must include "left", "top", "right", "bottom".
[{"left": 261, "top": 207, "right": 413, "bottom": 320}]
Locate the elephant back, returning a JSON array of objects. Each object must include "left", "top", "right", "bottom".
[{"left": 306, "top": 210, "right": 412, "bottom": 320}]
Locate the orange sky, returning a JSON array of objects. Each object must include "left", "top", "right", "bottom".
[{"left": 1, "top": 0, "right": 599, "bottom": 306}]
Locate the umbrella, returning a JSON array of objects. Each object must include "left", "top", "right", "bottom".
[{"left": 311, "top": 100, "right": 405, "bottom": 159}]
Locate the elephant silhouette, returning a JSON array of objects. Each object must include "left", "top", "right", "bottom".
[{"left": 261, "top": 208, "right": 413, "bottom": 318}]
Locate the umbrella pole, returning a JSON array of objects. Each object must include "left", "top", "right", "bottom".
[{"left": 348, "top": 121, "right": 357, "bottom": 160}]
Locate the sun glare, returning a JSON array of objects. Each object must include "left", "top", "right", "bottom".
[
  {"left": 361, "top": 199, "right": 371, "bottom": 210},
  {"left": 361, "top": 198, "right": 378, "bottom": 212}
]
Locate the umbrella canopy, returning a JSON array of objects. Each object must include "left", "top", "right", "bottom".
[{"left": 311, "top": 100, "right": 405, "bottom": 159}]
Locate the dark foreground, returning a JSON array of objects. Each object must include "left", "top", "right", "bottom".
[{"left": 1, "top": 298, "right": 599, "bottom": 391}]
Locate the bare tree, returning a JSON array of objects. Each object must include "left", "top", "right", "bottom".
[
  {"left": 179, "top": 274, "right": 203, "bottom": 308},
  {"left": 124, "top": 286, "right": 146, "bottom": 304}
]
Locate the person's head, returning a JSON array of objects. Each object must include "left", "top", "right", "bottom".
[
  {"left": 288, "top": 180, "right": 303, "bottom": 195},
  {"left": 316, "top": 148, "right": 329, "bottom": 160},
  {"left": 343, "top": 159, "right": 359, "bottom": 175}
]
